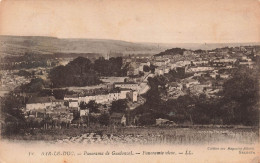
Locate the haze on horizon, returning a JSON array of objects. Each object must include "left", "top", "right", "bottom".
[{"left": 0, "top": 0, "right": 259, "bottom": 44}]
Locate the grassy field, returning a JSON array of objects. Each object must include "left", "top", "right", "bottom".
[{"left": 3, "top": 126, "right": 258, "bottom": 145}]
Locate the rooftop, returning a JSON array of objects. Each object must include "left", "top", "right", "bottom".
[
  {"left": 64, "top": 94, "right": 78, "bottom": 98},
  {"left": 27, "top": 96, "right": 56, "bottom": 104},
  {"left": 114, "top": 82, "right": 138, "bottom": 85}
]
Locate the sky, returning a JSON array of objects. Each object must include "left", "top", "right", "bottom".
[{"left": 0, "top": 0, "right": 259, "bottom": 43}]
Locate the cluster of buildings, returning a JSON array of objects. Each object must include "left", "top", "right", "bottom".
[
  {"left": 0, "top": 70, "right": 31, "bottom": 97},
  {"left": 24, "top": 82, "right": 140, "bottom": 127},
  {"left": 25, "top": 96, "right": 74, "bottom": 126},
  {"left": 20, "top": 45, "right": 259, "bottom": 127},
  {"left": 123, "top": 46, "right": 258, "bottom": 100}
]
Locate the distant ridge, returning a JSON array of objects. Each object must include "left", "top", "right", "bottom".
[
  {"left": 0, "top": 35, "right": 165, "bottom": 57},
  {"left": 0, "top": 35, "right": 259, "bottom": 57},
  {"left": 150, "top": 42, "right": 260, "bottom": 51}
]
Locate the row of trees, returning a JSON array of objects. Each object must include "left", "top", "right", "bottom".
[
  {"left": 155, "top": 48, "right": 187, "bottom": 57},
  {"left": 20, "top": 78, "right": 45, "bottom": 93},
  {"left": 49, "top": 57, "right": 101, "bottom": 87},
  {"left": 94, "top": 57, "right": 127, "bottom": 76},
  {"left": 49, "top": 56, "right": 126, "bottom": 87}
]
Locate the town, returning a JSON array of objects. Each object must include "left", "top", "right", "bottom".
[{"left": 0, "top": 45, "right": 259, "bottom": 137}]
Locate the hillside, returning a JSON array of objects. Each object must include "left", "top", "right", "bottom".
[{"left": 0, "top": 35, "right": 165, "bottom": 58}]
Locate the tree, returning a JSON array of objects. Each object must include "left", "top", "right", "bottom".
[
  {"left": 94, "top": 57, "right": 125, "bottom": 76},
  {"left": 150, "top": 64, "right": 156, "bottom": 73},
  {"left": 1, "top": 93, "right": 26, "bottom": 135},
  {"left": 49, "top": 57, "right": 101, "bottom": 87},
  {"left": 2, "top": 94, "right": 25, "bottom": 121},
  {"left": 53, "top": 89, "right": 68, "bottom": 99},
  {"left": 155, "top": 48, "right": 186, "bottom": 57},
  {"left": 143, "top": 65, "right": 150, "bottom": 72},
  {"left": 145, "top": 76, "right": 167, "bottom": 106},
  {"left": 79, "top": 101, "right": 99, "bottom": 113},
  {"left": 110, "top": 99, "right": 127, "bottom": 113},
  {"left": 138, "top": 113, "right": 156, "bottom": 125},
  {"left": 21, "top": 78, "right": 44, "bottom": 93},
  {"left": 87, "top": 100, "right": 99, "bottom": 113},
  {"left": 98, "top": 113, "right": 110, "bottom": 126},
  {"left": 79, "top": 101, "right": 88, "bottom": 110},
  {"left": 222, "top": 67, "right": 258, "bottom": 125}
]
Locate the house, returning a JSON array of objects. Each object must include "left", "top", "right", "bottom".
[
  {"left": 170, "top": 63, "right": 177, "bottom": 69},
  {"left": 156, "top": 118, "right": 169, "bottom": 125},
  {"left": 68, "top": 100, "right": 79, "bottom": 108},
  {"left": 163, "top": 66, "right": 170, "bottom": 74},
  {"left": 114, "top": 82, "right": 139, "bottom": 91},
  {"left": 219, "top": 58, "right": 237, "bottom": 63},
  {"left": 138, "top": 61, "right": 151, "bottom": 72},
  {"left": 182, "top": 78, "right": 200, "bottom": 88},
  {"left": 71, "top": 88, "right": 137, "bottom": 104},
  {"left": 152, "top": 60, "right": 167, "bottom": 67},
  {"left": 219, "top": 74, "right": 230, "bottom": 79},
  {"left": 187, "top": 66, "right": 214, "bottom": 73},
  {"left": 175, "top": 61, "right": 191, "bottom": 67},
  {"left": 127, "top": 90, "right": 138, "bottom": 102},
  {"left": 79, "top": 92, "right": 120, "bottom": 104},
  {"left": 239, "top": 61, "right": 254, "bottom": 68},
  {"left": 210, "top": 72, "right": 218, "bottom": 79},
  {"left": 192, "top": 60, "right": 209, "bottom": 66},
  {"left": 80, "top": 109, "right": 89, "bottom": 117},
  {"left": 110, "top": 113, "right": 126, "bottom": 126},
  {"left": 127, "top": 67, "right": 139, "bottom": 76},
  {"left": 168, "top": 82, "right": 183, "bottom": 91},
  {"left": 155, "top": 67, "right": 164, "bottom": 76},
  {"left": 175, "top": 66, "right": 187, "bottom": 74},
  {"left": 189, "top": 84, "right": 210, "bottom": 95},
  {"left": 52, "top": 99, "right": 65, "bottom": 106}
]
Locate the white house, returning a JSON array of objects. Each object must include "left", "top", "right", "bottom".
[
  {"left": 155, "top": 68, "right": 164, "bottom": 76},
  {"left": 68, "top": 100, "right": 79, "bottom": 108},
  {"left": 156, "top": 118, "right": 169, "bottom": 125},
  {"left": 80, "top": 109, "right": 89, "bottom": 116},
  {"left": 187, "top": 66, "right": 214, "bottom": 73},
  {"left": 114, "top": 82, "right": 139, "bottom": 91},
  {"left": 152, "top": 60, "right": 167, "bottom": 67}
]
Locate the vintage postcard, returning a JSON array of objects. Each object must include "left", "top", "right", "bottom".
[{"left": 0, "top": 0, "right": 259, "bottom": 162}]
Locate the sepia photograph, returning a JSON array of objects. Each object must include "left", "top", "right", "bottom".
[{"left": 0, "top": 0, "right": 259, "bottom": 162}]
